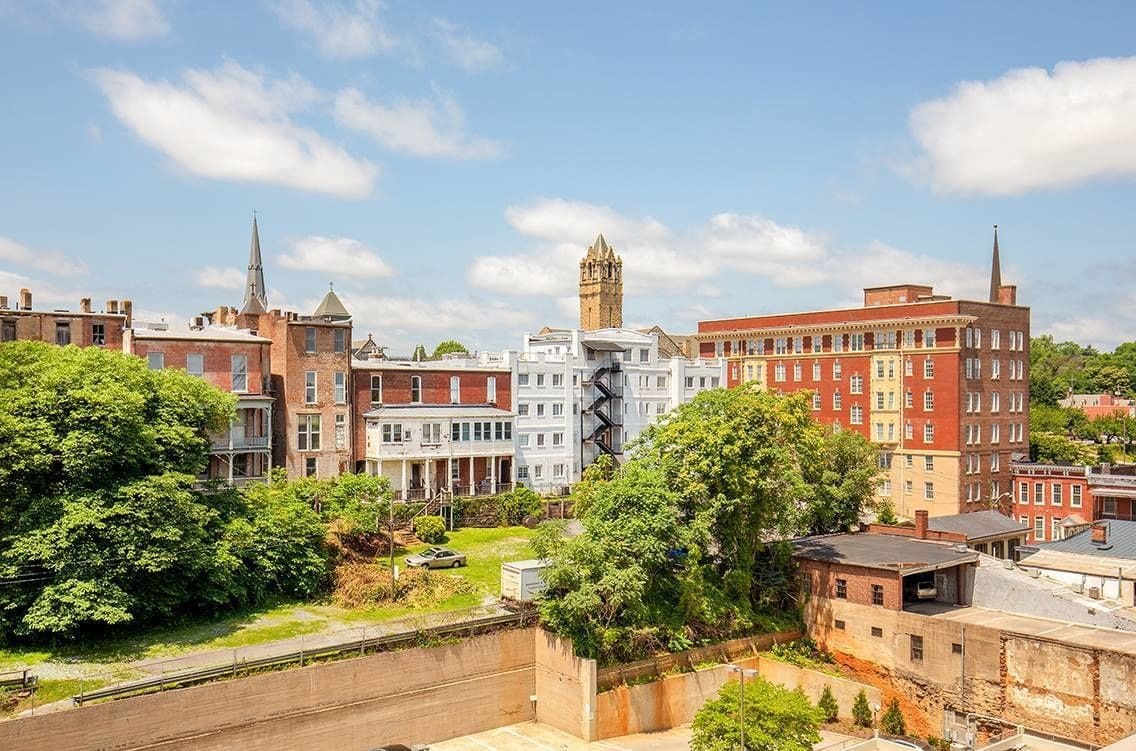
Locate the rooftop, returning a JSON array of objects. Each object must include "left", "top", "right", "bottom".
[
  {"left": 131, "top": 326, "right": 270, "bottom": 343},
  {"left": 363, "top": 404, "right": 514, "bottom": 419},
  {"left": 1030, "top": 519, "right": 1136, "bottom": 559},
  {"left": 792, "top": 532, "right": 977, "bottom": 573},
  {"left": 926, "top": 510, "right": 1029, "bottom": 541}
]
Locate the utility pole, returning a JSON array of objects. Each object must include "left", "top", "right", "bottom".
[
  {"left": 727, "top": 664, "right": 756, "bottom": 751},
  {"left": 389, "top": 499, "right": 396, "bottom": 600}
]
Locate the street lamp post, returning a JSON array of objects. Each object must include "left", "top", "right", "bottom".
[{"left": 726, "top": 664, "right": 758, "bottom": 751}]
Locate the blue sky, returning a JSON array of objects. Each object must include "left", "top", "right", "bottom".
[{"left": 2, "top": 1, "right": 1135, "bottom": 353}]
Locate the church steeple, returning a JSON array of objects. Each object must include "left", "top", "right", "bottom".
[
  {"left": 989, "top": 224, "right": 1002, "bottom": 303},
  {"left": 241, "top": 214, "right": 268, "bottom": 315},
  {"left": 579, "top": 233, "right": 623, "bottom": 330}
]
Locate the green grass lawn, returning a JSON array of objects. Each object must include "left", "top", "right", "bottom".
[{"left": 0, "top": 525, "right": 537, "bottom": 671}]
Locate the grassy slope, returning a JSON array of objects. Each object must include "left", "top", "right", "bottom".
[{"left": 0, "top": 526, "right": 536, "bottom": 669}]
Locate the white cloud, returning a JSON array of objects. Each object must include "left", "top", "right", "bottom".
[
  {"left": 334, "top": 87, "right": 502, "bottom": 159},
  {"left": 194, "top": 266, "right": 245, "bottom": 290},
  {"left": 335, "top": 292, "right": 534, "bottom": 345},
  {"left": 269, "top": 0, "right": 397, "bottom": 59},
  {"left": 278, "top": 235, "right": 395, "bottom": 279},
  {"left": 0, "top": 235, "right": 87, "bottom": 276},
  {"left": 837, "top": 241, "right": 988, "bottom": 302},
  {"left": 468, "top": 254, "right": 571, "bottom": 297},
  {"left": 505, "top": 198, "right": 669, "bottom": 246},
  {"left": 703, "top": 213, "right": 830, "bottom": 286},
  {"left": 909, "top": 56, "right": 1136, "bottom": 195},
  {"left": 93, "top": 62, "right": 378, "bottom": 198},
  {"left": 75, "top": 0, "right": 168, "bottom": 40},
  {"left": 431, "top": 18, "right": 502, "bottom": 72}
]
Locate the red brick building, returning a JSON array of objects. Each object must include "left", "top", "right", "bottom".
[
  {"left": 1011, "top": 462, "right": 1136, "bottom": 543},
  {"left": 1059, "top": 393, "right": 1136, "bottom": 420},
  {"left": 696, "top": 230, "right": 1030, "bottom": 518},
  {"left": 126, "top": 325, "right": 274, "bottom": 485},
  {"left": 1, "top": 288, "right": 129, "bottom": 349},
  {"left": 353, "top": 355, "right": 515, "bottom": 499}
]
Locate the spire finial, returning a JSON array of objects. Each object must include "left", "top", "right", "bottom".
[
  {"left": 329, "top": 281, "right": 334, "bottom": 291},
  {"left": 989, "top": 224, "right": 1002, "bottom": 303}
]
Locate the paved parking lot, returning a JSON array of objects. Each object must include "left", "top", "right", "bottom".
[{"left": 431, "top": 721, "right": 856, "bottom": 751}]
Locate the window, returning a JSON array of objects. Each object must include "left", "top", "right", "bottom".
[
  {"left": 793, "top": 362, "right": 802, "bottom": 381},
  {"left": 519, "top": 433, "right": 530, "bottom": 448},
  {"left": 486, "top": 376, "right": 497, "bottom": 403},
  {"left": 1034, "top": 516, "right": 1045, "bottom": 540},
  {"left": 370, "top": 375, "right": 382, "bottom": 404},
  {"left": 811, "top": 336, "right": 822, "bottom": 353},
  {"left": 518, "top": 373, "right": 530, "bottom": 386},
  {"left": 54, "top": 321, "right": 70, "bottom": 346},
  {"left": 991, "top": 392, "right": 1000, "bottom": 412},
  {"left": 835, "top": 579, "right": 847, "bottom": 599},
  {"left": 911, "top": 635, "right": 924, "bottom": 662},
  {"left": 382, "top": 423, "right": 402, "bottom": 443},
  {"left": 298, "top": 414, "right": 321, "bottom": 450},
  {"left": 147, "top": 352, "right": 164, "bottom": 370},
  {"left": 533, "top": 465, "right": 543, "bottom": 480},
  {"left": 923, "top": 328, "right": 936, "bottom": 348},
  {"left": 536, "top": 403, "right": 545, "bottom": 417},
  {"left": 1, "top": 319, "right": 15, "bottom": 342},
  {"left": 833, "top": 391, "right": 842, "bottom": 410},
  {"left": 833, "top": 361, "right": 842, "bottom": 380},
  {"left": 536, "top": 433, "right": 546, "bottom": 448},
  {"left": 905, "top": 480, "right": 913, "bottom": 495},
  {"left": 871, "top": 627, "right": 883, "bottom": 638},
  {"left": 552, "top": 373, "right": 563, "bottom": 387},
  {"left": 812, "top": 361, "right": 821, "bottom": 381},
  {"left": 833, "top": 335, "right": 844, "bottom": 353},
  {"left": 91, "top": 322, "right": 105, "bottom": 345},
  {"left": 924, "top": 482, "right": 934, "bottom": 500},
  {"left": 850, "top": 405, "right": 863, "bottom": 424},
  {"left": 552, "top": 432, "right": 564, "bottom": 447},
  {"left": 875, "top": 391, "right": 885, "bottom": 410},
  {"left": 849, "top": 333, "right": 864, "bottom": 351},
  {"left": 991, "top": 330, "right": 1000, "bottom": 349},
  {"left": 924, "top": 456, "right": 934, "bottom": 471},
  {"left": 1104, "top": 498, "right": 1118, "bottom": 518},
  {"left": 305, "top": 327, "right": 317, "bottom": 353},
  {"left": 450, "top": 376, "right": 461, "bottom": 404},
  {"left": 923, "top": 390, "right": 934, "bottom": 411},
  {"left": 871, "top": 584, "right": 884, "bottom": 606},
  {"left": 305, "top": 457, "right": 317, "bottom": 477},
  {"left": 304, "top": 371, "right": 317, "bottom": 404},
  {"left": 924, "top": 423, "right": 934, "bottom": 443},
  {"left": 991, "top": 452, "right": 1000, "bottom": 471},
  {"left": 850, "top": 374, "right": 863, "bottom": 394},
  {"left": 1071, "top": 485, "right": 1082, "bottom": 508},
  {"left": 1034, "top": 482, "right": 1044, "bottom": 504},
  {"left": 904, "top": 357, "right": 913, "bottom": 376},
  {"left": 905, "top": 390, "right": 913, "bottom": 408},
  {"left": 774, "top": 337, "right": 787, "bottom": 355},
  {"left": 876, "top": 360, "right": 885, "bottom": 379},
  {"left": 639, "top": 348, "right": 650, "bottom": 363},
  {"left": 952, "top": 643, "right": 963, "bottom": 655},
  {"left": 552, "top": 403, "right": 563, "bottom": 416},
  {"left": 793, "top": 336, "right": 804, "bottom": 354},
  {"left": 517, "top": 465, "right": 529, "bottom": 480},
  {"left": 335, "top": 414, "right": 346, "bottom": 449},
  {"left": 536, "top": 374, "right": 545, "bottom": 387},
  {"left": 411, "top": 376, "right": 422, "bottom": 403},
  {"left": 685, "top": 376, "right": 694, "bottom": 388},
  {"left": 232, "top": 355, "right": 249, "bottom": 392},
  {"left": 923, "top": 358, "right": 934, "bottom": 378},
  {"left": 333, "top": 328, "right": 346, "bottom": 354},
  {"left": 905, "top": 422, "right": 913, "bottom": 440},
  {"left": 553, "top": 463, "right": 566, "bottom": 479},
  {"left": 992, "top": 360, "right": 1001, "bottom": 379},
  {"left": 774, "top": 363, "right": 786, "bottom": 382},
  {"left": 657, "top": 375, "right": 667, "bottom": 388},
  {"left": 812, "top": 392, "right": 822, "bottom": 411},
  {"left": 186, "top": 353, "right": 203, "bottom": 377},
  {"left": 834, "top": 620, "right": 846, "bottom": 631}
]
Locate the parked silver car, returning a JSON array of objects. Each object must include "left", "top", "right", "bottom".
[{"left": 405, "top": 547, "right": 467, "bottom": 569}]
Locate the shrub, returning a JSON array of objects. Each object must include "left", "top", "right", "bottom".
[
  {"left": 880, "top": 698, "right": 906, "bottom": 736},
  {"left": 498, "top": 486, "right": 543, "bottom": 526},
  {"left": 415, "top": 515, "right": 446, "bottom": 543},
  {"left": 876, "top": 500, "right": 898, "bottom": 525},
  {"left": 817, "top": 685, "right": 839, "bottom": 723},
  {"left": 852, "top": 689, "right": 873, "bottom": 728}
]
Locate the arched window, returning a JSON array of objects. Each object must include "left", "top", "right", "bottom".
[{"left": 411, "top": 375, "right": 422, "bottom": 403}]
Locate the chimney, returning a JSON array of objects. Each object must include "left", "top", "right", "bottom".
[
  {"left": 19, "top": 288, "right": 32, "bottom": 310},
  {"left": 915, "top": 509, "right": 929, "bottom": 539},
  {"left": 0, "top": 296, "right": 7, "bottom": 310},
  {"left": 997, "top": 285, "right": 1017, "bottom": 306},
  {"left": 121, "top": 300, "right": 133, "bottom": 328},
  {"left": 106, "top": 299, "right": 118, "bottom": 314},
  {"left": 80, "top": 297, "right": 91, "bottom": 313}
]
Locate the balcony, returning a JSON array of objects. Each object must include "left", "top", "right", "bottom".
[{"left": 211, "top": 435, "right": 271, "bottom": 451}]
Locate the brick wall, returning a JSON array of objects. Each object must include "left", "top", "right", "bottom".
[
  {"left": 130, "top": 337, "right": 270, "bottom": 395},
  {"left": 1, "top": 310, "right": 126, "bottom": 349},
  {"left": 797, "top": 559, "right": 902, "bottom": 610}
]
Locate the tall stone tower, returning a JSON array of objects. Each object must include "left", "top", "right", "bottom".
[{"left": 579, "top": 233, "right": 623, "bottom": 330}]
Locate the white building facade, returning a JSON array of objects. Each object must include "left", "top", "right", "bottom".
[{"left": 511, "top": 328, "right": 726, "bottom": 493}]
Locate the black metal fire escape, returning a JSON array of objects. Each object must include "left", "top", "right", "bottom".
[{"left": 582, "top": 359, "right": 623, "bottom": 462}]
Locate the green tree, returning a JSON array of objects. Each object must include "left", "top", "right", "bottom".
[
  {"left": 431, "top": 339, "right": 469, "bottom": 359},
  {"left": 799, "top": 429, "right": 880, "bottom": 535},
  {"left": 690, "top": 676, "right": 822, "bottom": 751},
  {"left": 817, "top": 685, "right": 839, "bottom": 723},
  {"left": 1029, "top": 431, "right": 1096, "bottom": 464},
  {"left": 880, "top": 698, "right": 906, "bottom": 736},
  {"left": 411, "top": 344, "right": 427, "bottom": 361},
  {"left": 876, "top": 500, "right": 899, "bottom": 525},
  {"left": 852, "top": 689, "right": 873, "bottom": 728}
]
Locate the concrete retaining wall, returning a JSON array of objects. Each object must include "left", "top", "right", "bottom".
[
  {"left": 754, "top": 657, "right": 882, "bottom": 718},
  {"left": 535, "top": 629, "right": 596, "bottom": 740},
  {"left": 1, "top": 628, "right": 538, "bottom": 751}
]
